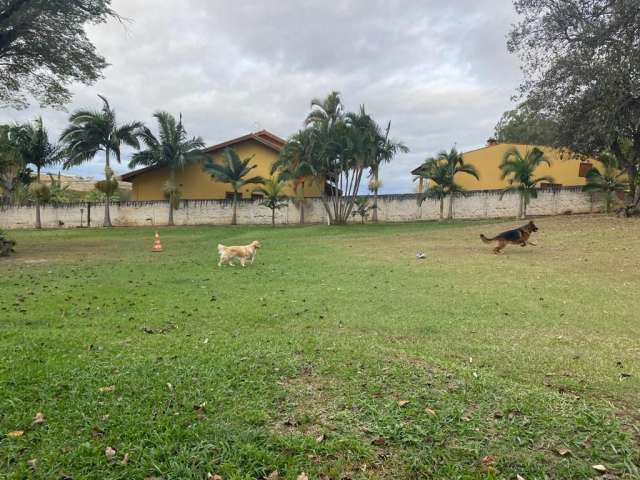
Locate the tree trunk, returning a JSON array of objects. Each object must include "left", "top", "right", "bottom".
[
  {"left": 103, "top": 150, "right": 112, "bottom": 227},
  {"left": 168, "top": 169, "right": 175, "bottom": 226},
  {"left": 372, "top": 168, "right": 379, "bottom": 223},
  {"left": 231, "top": 191, "right": 238, "bottom": 225},
  {"left": 299, "top": 183, "right": 305, "bottom": 224},
  {"left": 518, "top": 194, "right": 524, "bottom": 219},
  {"left": 35, "top": 167, "right": 41, "bottom": 229},
  {"left": 439, "top": 197, "right": 444, "bottom": 221},
  {"left": 605, "top": 191, "right": 611, "bottom": 214},
  {"left": 447, "top": 194, "right": 454, "bottom": 220}
]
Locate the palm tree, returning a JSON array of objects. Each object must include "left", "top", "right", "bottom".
[
  {"left": 61, "top": 95, "right": 143, "bottom": 227},
  {"left": 129, "top": 112, "right": 205, "bottom": 226},
  {"left": 12, "top": 118, "right": 64, "bottom": 228},
  {"left": 499, "top": 147, "right": 554, "bottom": 218},
  {"left": 273, "top": 130, "right": 316, "bottom": 224},
  {"left": 438, "top": 148, "right": 479, "bottom": 219},
  {"left": 257, "top": 176, "right": 288, "bottom": 226},
  {"left": 202, "top": 147, "right": 264, "bottom": 225},
  {"left": 582, "top": 153, "right": 627, "bottom": 213},
  {"left": 416, "top": 158, "right": 451, "bottom": 220},
  {"left": 368, "top": 121, "right": 408, "bottom": 222},
  {"left": 305, "top": 91, "right": 344, "bottom": 128}
]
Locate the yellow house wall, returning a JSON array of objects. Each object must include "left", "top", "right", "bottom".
[
  {"left": 454, "top": 144, "right": 595, "bottom": 191},
  {"left": 129, "top": 140, "right": 322, "bottom": 201}
]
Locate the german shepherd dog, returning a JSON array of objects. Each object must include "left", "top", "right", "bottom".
[{"left": 480, "top": 221, "right": 539, "bottom": 254}]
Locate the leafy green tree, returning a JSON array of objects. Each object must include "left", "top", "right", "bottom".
[
  {"left": 129, "top": 112, "right": 205, "bottom": 226},
  {"left": 508, "top": 0, "right": 640, "bottom": 206},
  {"left": 366, "top": 121, "right": 408, "bottom": 222},
  {"left": 416, "top": 158, "right": 450, "bottom": 221},
  {"left": 582, "top": 154, "right": 628, "bottom": 214},
  {"left": 499, "top": 147, "right": 554, "bottom": 218},
  {"left": 494, "top": 103, "right": 558, "bottom": 145},
  {"left": 61, "top": 95, "right": 142, "bottom": 227},
  {"left": 257, "top": 176, "right": 288, "bottom": 226},
  {"left": 202, "top": 147, "right": 264, "bottom": 225},
  {"left": 0, "top": 124, "right": 23, "bottom": 201},
  {"left": 273, "top": 129, "right": 316, "bottom": 224},
  {"left": 441, "top": 148, "right": 479, "bottom": 219},
  {"left": 12, "top": 118, "right": 64, "bottom": 228},
  {"left": 351, "top": 197, "right": 374, "bottom": 224},
  {"left": 47, "top": 172, "right": 72, "bottom": 205},
  {"left": 0, "top": 0, "right": 119, "bottom": 109}
]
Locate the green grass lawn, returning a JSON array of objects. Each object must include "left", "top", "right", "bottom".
[{"left": 1, "top": 216, "right": 639, "bottom": 479}]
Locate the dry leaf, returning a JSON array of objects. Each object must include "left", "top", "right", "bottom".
[
  {"left": 297, "top": 473, "right": 309, "bottom": 480},
  {"left": 7, "top": 430, "right": 24, "bottom": 438},
  {"left": 206, "top": 474, "right": 222, "bottom": 480},
  {"left": 101, "top": 414, "right": 110, "bottom": 421},
  {"left": 105, "top": 446, "right": 116, "bottom": 459},
  {"left": 121, "top": 453, "right": 129, "bottom": 465},
  {"left": 592, "top": 464, "right": 607, "bottom": 473},
  {"left": 371, "top": 436, "right": 386, "bottom": 446},
  {"left": 27, "top": 458, "right": 38, "bottom": 469},
  {"left": 554, "top": 447, "right": 572, "bottom": 457},
  {"left": 316, "top": 434, "right": 325, "bottom": 443},
  {"left": 90, "top": 426, "right": 104, "bottom": 438},
  {"left": 481, "top": 455, "right": 497, "bottom": 465},
  {"left": 424, "top": 407, "right": 437, "bottom": 417},
  {"left": 166, "top": 383, "right": 173, "bottom": 391},
  {"left": 265, "top": 471, "right": 279, "bottom": 480},
  {"left": 507, "top": 410, "right": 521, "bottom": 420},
  {"left": 32, "top": 412, "right": 45, "bottom": 425},
  {"left": 516, "top": 475, "right": 525, "bottom": 480},
  {"left": 397, "top": 400, "right": 410, "bottom": 407},
  {"left": 98, "top": 385, "right": 115, "bottom": 393},
  {"left": 493, "top": 411, "right": 504, "bottom": 419}
]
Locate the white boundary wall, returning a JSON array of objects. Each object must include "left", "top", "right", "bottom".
[{"left": 0, "top": 187, "right": 602, "bottom": 229}]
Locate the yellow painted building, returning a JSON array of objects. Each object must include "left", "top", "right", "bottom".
[
  {"left": 412, "top": 141, "right": 598, "bottom": 192},
  {"left": 121, "top": 130, "right": 323, "bottom": 200}
]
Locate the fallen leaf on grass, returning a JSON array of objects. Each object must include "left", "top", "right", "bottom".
[
  {"left": 105, "top": 446, "right": 116, "bottom": 459},
  {"left": 493, "top": 411, "right": 504, "bottom": 419},
  {"left": 316, "top": 434, "right": 325, "bottom": 443},
  {"left": 265, "top": 471, "right": 279, "bottom": 480},
  {"left": 554, "top": 447, "right": 572, "bottom": 457},
  {"left": 424, "top": 407, "right": 437, "bottom": 417},
  {"left": 371, "top": 437, "right": 386, "bottom": 446},
  {"left": 32, "top": 412, "right": 45, "bottom": 425},
  {"left": 121, "top": 453, "right": 129, "bottom": 465},
  {"left": 592, "top": 464, "right": 607, "bottom": 473},
  {"left": 397, "top": 400, "right": 410, "bottom": 407},
  {"left": 90, "top": 426, "right": 104, "bottom": 438},
  {"left": 516, "top": 475, "right": 525, "bottom": 480},
  {"left": 27, "top": 458, "right": 38, "bottom": 469},
  {"left": 297, "top": 474, "right": 309, "bottom": 480},
  {"left": 7, "top": 430, "right": 24, "bottom": 438},
  {"left": 481, "top": 455, "right": 497, "bottom": 465},
  {"left": 206, "top": 474, "right": 222, "bottom": 480},
  {"left": 98, "top": 385, "right": 115, "bottom": 393}
]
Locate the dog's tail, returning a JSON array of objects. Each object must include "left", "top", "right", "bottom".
[{"left": 480, "top": 234, "right": 496, "bottom": 244}]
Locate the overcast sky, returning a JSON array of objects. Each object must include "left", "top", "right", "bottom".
[{"left": 0, "top": 0, "right": 523, "bottom": 193}]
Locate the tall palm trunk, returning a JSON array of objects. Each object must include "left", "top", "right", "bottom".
[
  {"left": 372, "top": 167, "right": 379, "bottom": 223},
  {"left": 271, "top": 208, "right": 275, "bottom": 226},
  {"left": 439, "top": 197, "right": 444, "bottom": 221},
  {"left": 231, "top": 190, "right": 238, "bottom": 225},
  {"left": 168, "top": 169, "right": 175, "bottom": 226},
  {"left": 518, "top": 194, "right": 524, "bottom": 219},
  {"left": 35, "top": 167, "right": 41, "bottom": 229},
  {"left": 447, "top": 194, "right": 454, "bottom": 220},
  {"left": 103, "top": 149, "right": 112, "bottom": 227}
]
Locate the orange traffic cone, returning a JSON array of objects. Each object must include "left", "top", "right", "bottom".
[{"left": 152, "top": 232, "right": 163, "bottom": 252}]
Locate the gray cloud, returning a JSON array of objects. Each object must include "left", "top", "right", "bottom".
[{"left": 0, "top": 0, "right": 522, "bottom": 193}]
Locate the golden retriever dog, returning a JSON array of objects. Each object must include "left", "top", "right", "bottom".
[{"left": 217, "top": 240, "right": 261, "bottom": 267}]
